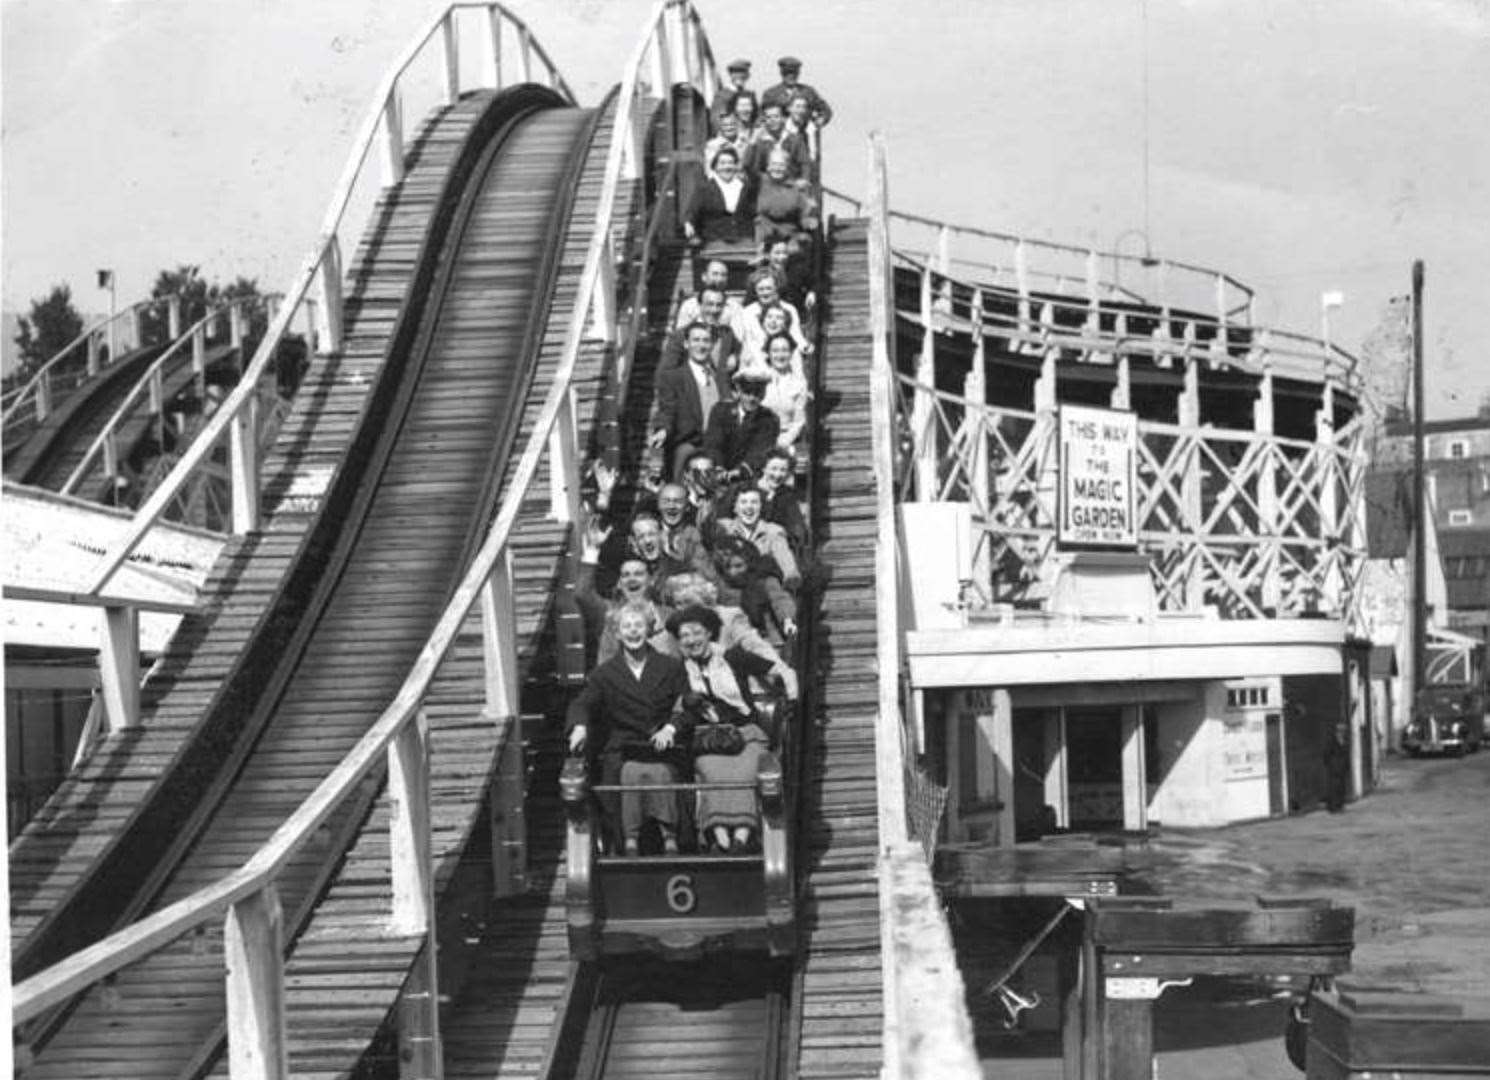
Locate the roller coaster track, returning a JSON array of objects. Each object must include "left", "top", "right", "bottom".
[
  {"left": 10, "top": 89, "right": 520, "bottom": 971},
  {"left": 17, "top": 87, "right": 622, "bottom": 1079}
]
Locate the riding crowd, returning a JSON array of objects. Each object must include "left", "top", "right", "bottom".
[{"left": 565, "top": 56, "right": 831, "bottom": 858}]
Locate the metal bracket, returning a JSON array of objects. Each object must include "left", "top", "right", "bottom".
[{"left": 1105, "top": 976, "right": 1194, "bottom": 1001}]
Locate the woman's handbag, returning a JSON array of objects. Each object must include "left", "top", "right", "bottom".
[{"left": 693, "top": 721, "right": 747, "bottom": 756}]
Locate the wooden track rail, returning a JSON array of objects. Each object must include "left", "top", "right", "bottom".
[
  {"left": 8, "top": 90, "right": 548, "bottom": 985},
  {"left": 6, "top": 343, "right": 167, "bottom": 485},
  {"left": 21, "top": 95, "right": 595, "bottom": 1079}
]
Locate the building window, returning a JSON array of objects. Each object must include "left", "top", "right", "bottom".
[
  {"left": 1449, "top": 440, "right": 1468, "bottom": 459},
  {"left": 1226, "top": 685, "right": 1269, "bottom": 709},
  {"left": 1449, "top": 509, "right": 1473, "bottom": 526}
]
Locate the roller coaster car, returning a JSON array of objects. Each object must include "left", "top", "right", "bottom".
[{"left": 560, "top": 699, "right": 796, "bottom": 962}]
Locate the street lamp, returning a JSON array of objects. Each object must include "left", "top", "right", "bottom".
[{"left": 1320, "top": 290, "right": 1345, "bottom": 352}]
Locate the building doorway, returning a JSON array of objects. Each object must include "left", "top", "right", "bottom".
[{"left": 1065, "top": 707, "right": 1124, "bottom": 831}]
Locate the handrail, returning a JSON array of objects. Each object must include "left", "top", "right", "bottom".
[
  {"left": 80, "top": 2, "right": 575, "bottom": 597},
  {"left": 890, "top": 246, "right": 1362, "bottom": 393},
  {"left": 12, "top": 0, "right": 717, "bottom": 1040},
  {"left": 2, "top": 297, "right": 162, "bottom": 437},
  {"left": 822, "top": 185, "right": 1256, "bottom": 324},
  {"left": 59, "top": 294, "right": 275, "bottom": 501}
]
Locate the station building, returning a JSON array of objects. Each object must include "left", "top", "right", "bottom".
[{"left": 872, "top": 226, "right": 1373, "bottom": 839}]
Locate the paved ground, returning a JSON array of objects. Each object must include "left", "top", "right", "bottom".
[{"left": 976, "top": 748, "right": 1490, "bottom": 1077}]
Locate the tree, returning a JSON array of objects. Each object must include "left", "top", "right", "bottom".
[
  {"left": 11, "top": 284, "right": 85, "bottom": 384},
  {"left": 139, "top": 264, "right": 215, "bottom": 345}
]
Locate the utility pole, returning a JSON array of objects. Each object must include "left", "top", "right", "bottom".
[{"left": 1411, "top": 260, "right": 1426, "bottom": 704}]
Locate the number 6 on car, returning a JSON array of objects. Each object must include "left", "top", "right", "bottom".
[{"left": 666, "top": 873, "right": 698, "bottom": 914}]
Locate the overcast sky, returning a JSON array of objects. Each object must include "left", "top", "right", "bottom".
[{"left": 4, "top": 0, "right": 1486, "bottom": 415}]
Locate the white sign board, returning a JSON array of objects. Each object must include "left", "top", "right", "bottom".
[{"left": 1059, "top": 404, "right": 1138, "bottom": 547}]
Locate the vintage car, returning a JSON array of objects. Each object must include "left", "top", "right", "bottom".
[{"left": 1401, "top": 684, "right": 1485, "bottom": 756}]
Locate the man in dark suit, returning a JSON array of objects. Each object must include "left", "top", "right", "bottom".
[
  {"left": 703, "top": 369, "right": 781, "bottom": 479},
  {"left": 566, "top": 604, "right": 691, "bottom": 854},
  {"left": 660, "top": 285, "right": 741, "bottom": 371},
  {"left": 651, "top": 321, "right": 733, "bottom": 480}
]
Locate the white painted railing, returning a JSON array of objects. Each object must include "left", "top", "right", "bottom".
[
  {"left": 822, "top": 186, "right": 1256, "bottom": 327},
  {"left": 11, "top": 5, "right": 719, "bottom": 1078},
  {"left": 80, "top": 3, "right": 574, "bottom": 600},
  {"left": 2, "top": 298, "right": 159, "bottom": 444},
  {"left": 59, "top": 294, "right": 276, "bottom": 506},
  {"left": 865, "top": 134, "right": 982, "bottom": 1080},
  {"left": 892, "top": 248, "right": 1361, "bottom": 395}
]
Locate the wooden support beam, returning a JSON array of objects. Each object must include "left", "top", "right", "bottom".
[
  {"left": 1179, "top": 358, "right": 1203, "bottom": 611},
  {"left": 965, "top": 294, "right": 991, "bottom": 591},
  {"left": 518, "top": 25, "right": 533, "bottom": 83},
  {"left": 1255, "top": 366, "right": 1279, "bottom": 611},
  {"left": 914, "top": 267, "right": 938, "bottom": 500},
  {"left": 168, "top": 296, "right": 182, "bottom": 340},
  {"left": 388, "top": 712, "right": 433, "bottom": 936},
  {"left": 1119, "top": 707, "right": 1147, "bottom": 832},
  {"left": 1044, "top": 708, "right": 1068, "bottom": 829},
  {"left": 481, "top": 7, "right": 503, "bottom": 88},
  {"left": 319, "top": 237, "right": 345, "bottom": 355},
  {"left": 398, "top": 941, "right": 443, "bottom": 1080},
  {"left": 87, "top": 332, "right": 101, "bottom": 377},
  {"left": 98, "top": 605, "right": 141, "bottom": 733},
  {"left": 230, "top": 389, "right": 261, "bottom": 534},
  {"left": 490, "top": 718, "right": 528, "bottom": 899},
  {"left": 440, "top": 12, "right": 459, "bottom": 105},
  {"left": 480, "top": 547, "right": 520, "bottom": 717},
  {"left": 223, "top": 887, "right": 289, "bottom": 1080},
  {"left": 382, "top": 90, "right": 406, "bottom": 187},
  {"left": 985, "top": 689, "right": 1016, "bottom": 847},
  {"left": 548, "top": 389, "right": 581, "bottom": 523}
]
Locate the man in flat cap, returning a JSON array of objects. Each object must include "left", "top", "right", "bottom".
[
  {"left": 760, "top": 56, "right": 832, "bottom": 128},
  {"left": 713, "top": 58, "right": 758, "bottom": 126}
]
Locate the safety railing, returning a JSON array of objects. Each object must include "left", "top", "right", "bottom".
[
  {"left": 864, "top": 134, "right": 982, "bottom": 1080},
  {"left": 2, "top": 298, "right": 160, "bottom": 448},
  {"left": 892, "top": 249, "right": 1361, "bottom": 396},
  {"left": 11, "top": 5, "right": 720, "bottom": 1078},
  {"left": 823, "top": 185, "right": 1255, "bottom": 327},
  {"left": 58, "top": 293, "right": 277, "bottom": 508},
  {"left": 79, "top": 2, "right": 574, "bottom": 601}
]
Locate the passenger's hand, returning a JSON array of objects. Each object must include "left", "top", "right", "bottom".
[
  {"left": 651, "top": 723, "right": 677, "bottom": 751},
  {"left": 591, "top": 460, "right": 619, "bottom": 494},
  {"left": 775, "top": 665, "right": 799, "bottom": 701},
  {"left": 781, "top": 618, "right": 797, "bottom": 639},
  {"left": 648, "top": 428, "right": 667, "bottom": 450},
  {"left": 568, "top": 725, "right": 587, "bottom": 753},
  {"left": 583, "top": 519, "right": 612, "bottom": 556}
]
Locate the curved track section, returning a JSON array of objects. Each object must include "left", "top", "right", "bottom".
[
  {"left": 18, "top": 92, "right": 603, "bottom": 1080},
  {"left": 4, "top": 342, "right": 178, "bottom": 489},
  {"left": 8, "top": 89, "right": 546, "bottom": 975}
]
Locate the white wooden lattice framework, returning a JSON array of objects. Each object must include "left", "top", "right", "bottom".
[{"left": 894, "top": 373, "right": 1370, "bottom": 626}]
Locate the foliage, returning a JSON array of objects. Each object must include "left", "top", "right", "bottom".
[{"left": 10, "top": 284, "right": 85, "bottom": 386}]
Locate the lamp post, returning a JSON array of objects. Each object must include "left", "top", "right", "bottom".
[{"left": 1320, "top": 290, "right": 1345, "bottom": 352}]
